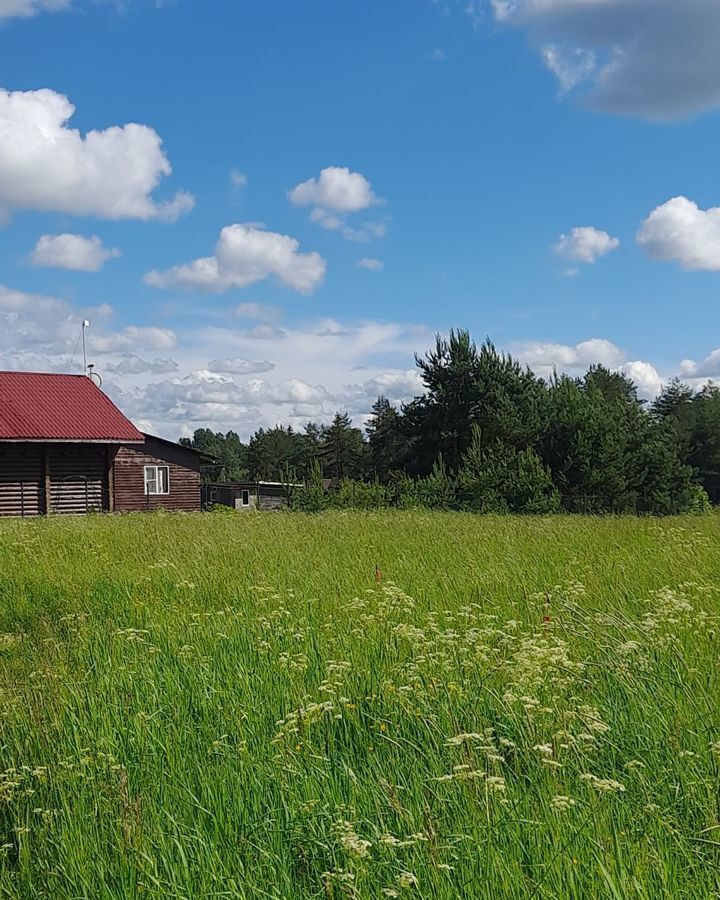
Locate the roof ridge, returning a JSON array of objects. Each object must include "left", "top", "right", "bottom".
[{"left": 0, "top": 370, "right": 87, "bottom": 378}]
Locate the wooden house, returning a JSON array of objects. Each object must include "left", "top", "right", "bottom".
[
  {"left": 203, "top": 481, "right": 300, "bottom": 511},
  {"left": 0, "top": 371, "right": 206, "bottom": 517}
]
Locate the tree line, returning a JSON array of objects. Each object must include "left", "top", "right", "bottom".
[{"left": 180, "top": 331, "right": 719, "bottom": 514}]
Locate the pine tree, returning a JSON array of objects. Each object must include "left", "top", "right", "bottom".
[
  {"left": 457, "top": 425, "right": 559, "bottom": 513},
  {"left": 319, "top": 412, "right": 367, "bottom": 480},
  {"left": 366, "top": 396, "right": 407, "bottom": 480},
  {"left": 409, "top": 331, "right": 546, "bottom": 474}
]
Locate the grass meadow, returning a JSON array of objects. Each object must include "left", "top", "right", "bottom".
[{"left": 0, "top": 511, "right": 719, "bottom": 899}]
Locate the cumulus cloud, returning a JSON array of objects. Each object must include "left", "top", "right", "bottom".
[
  {"left": 144, "top": 223, "right": 326, "bottom": 295},
  {"left": 637, "top": 196, "right": 720, "bottom": 271},
  {"left": 0, "top": 0, "right": 68, "bottom": 21},
  {"left": 3, "top": 278, "right": 680, "bottom": 435},
  {"left": 516, "top": 338, "right": 625, "bottom": 373},
  {"left": 289, "top": 166, "right": 386, "bottom": 242},
  {"left": 622, "top": 360, "right": 663, "bottom": 399},
  {"left": 490, "top": 0, "right": 720, "bottom": 120},
  {"left": 208, "top": 357, "right": 275, "bottom": 375},
  {"left": 356, "top": 257, "right": 384, "bottom": 271},
  {"left": 0, "top": 283, "right": 180, "bottom": 386},
  {"left": 113, "top": 370, "right": 333, "bottom": 427},
  {"left": 554, "top": 226, "right": 619, "bottom": 264},
  {"left": 0, "top": 281, "right": 433, "bottom": 435},
  {"left": 679, "top": 348, "right": 720, "bottom": 379},
  {"left": 513, "top": 337, "right": 664, "bottom": 398},
  {"left": 289, "top": 166, "right": 379, "bottom": 213},
  {"left": 0, "top": 87, "right": 193, "bottom": 220},
  {"left": 30, "top": 233, "right": 121, "bottom": 271}
]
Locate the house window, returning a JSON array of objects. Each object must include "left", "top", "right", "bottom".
[
  {"left": 240, "top": 489, "right": 251, "bottom": 507},
  {"left": 144, "top": 465, "right": 170, "bottom": 495}
]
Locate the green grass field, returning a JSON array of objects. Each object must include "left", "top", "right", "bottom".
[{"left": 1, "top": 511, "right": 719, "bottom": 899}]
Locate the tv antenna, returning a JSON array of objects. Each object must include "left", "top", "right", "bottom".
[
  {"left": 82, "top": 320, "right": 90, "bottom": 375},
  {"left": 81, "top": 320, "right": 102, "bottom": 387}
]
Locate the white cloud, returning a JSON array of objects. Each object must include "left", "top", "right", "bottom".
[
  {"left": 0, "top": 0, "right": 68, "bottom": 21},
  {"left": 356, "top": 257, "right": 384, "bottom": 271},
  {"left": 490, "top": 0, "right": 720, "bottom": 120},
  {"left": 3, "top": 279, "right": 684, "bottom": 436},
  {"left": 541, "top": 44, "right": 595, "bottom": 93},
  {"left": 679, "top": 348, "right": 720, "bottom": 379},
  {"left": 0, "top": 284, "right": 180, "bottom": 388},
  {"left": 103, "top": 355, "right": 179, "bottom": 375},
  {"left": 554, "top": 226, "right": 619, "bottom": 264},
  {"left": 233, "top": 302, "right": 283, "bottom": 323},
  {"left": 514, "top": 337, "right": 665, "bottom": 399},
  {"left": 309, "top": 207, "right": 344, "bottom": 231},
  {"left": 516, "top": 338, "right": 624, "bottom": 373},
  {"left": 91, "top": 326, "right": 177, "bottom": 353},
  {"left": 342, "top": 221, "right": 388, "bottom": 243},
  {"left": 0, "top": 87, "right": 193, "bottom": 220},
  {"left": 431, "top": 48, "right": 447, "bottom": 61},
  {"left": 208, "top": 357, "right": 275, "bottom": 375},
  {"left": 622, "top": 360, "right": 663, "bottom": 399},
  {"left": 245, "top": 324, "right": 285, "bottom": 341},
  {"left": 289, "top": 166, "right": 379, "bottom": 213},
  {"left": 30, "top": 233, "right": 121, "bottom": 271},
  {"left": 230, "top": 169, "right": 247, "bottom": 189},
  {"left": 144, "top": 223, "right": 326, "bottom": 295},
  {"left": 289, "top": 166, "right": 386, "bottom": 242},
  {"left": 637, "top": 196, "right": 720, "bottom": 271}
]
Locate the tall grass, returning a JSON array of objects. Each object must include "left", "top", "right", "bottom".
[{"left": 0, "top": 511, "right": 719, "bottom": 899}]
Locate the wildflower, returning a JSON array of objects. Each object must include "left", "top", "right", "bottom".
[
  {"left": 551, "top": 795, "right": 577, "bottom": 811},
  {"left": 397, "top": 871, "right": 419, "bottom": 888},
  {"left": 334, "top": 820, "right": 372, "bottom": 858},
  {"left": 534, "top": 743, "right": 554, "bottom": 756},
  {"left": 379, "top": 833, "right": 427, "bottom": 848},
  {"left": 581, "top": 773, "right": 625, "bottom": 793},
  {"left": 322, "top": 869, "right": 356, "bottom": 886},
  {"left": 486, "top": 776, "right": 506, "bottom": 793}
]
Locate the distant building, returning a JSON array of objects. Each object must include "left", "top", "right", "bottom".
[
  {"left": 203, "top": 481, "right": 301, "bottom": 511},
  {"left": 0, "top": 371, "right": 208, "bottom": 516}
]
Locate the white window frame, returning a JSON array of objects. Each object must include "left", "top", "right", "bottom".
[
  {"left": 240, "top": 489, "right": 251, "bottom": 507},
  {"left": 144, "top": 465, "right": 170, "bottom": 495}
]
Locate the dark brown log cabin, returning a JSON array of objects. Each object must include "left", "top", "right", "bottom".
[{"left": 0, "top": 372, "right": 205, "bottom": 517}]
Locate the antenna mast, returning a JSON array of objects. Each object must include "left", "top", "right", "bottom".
[{"left": 81, "top": 320, "right": 90, "bottom": 375}]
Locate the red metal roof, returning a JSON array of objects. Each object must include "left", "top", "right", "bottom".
[{"left": 0, "top": 372, "right": 144, "bottom": 442}]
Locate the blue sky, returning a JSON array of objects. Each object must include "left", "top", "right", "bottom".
[{"left": 2, "top": 0, "right": 720, "bottom": 438}]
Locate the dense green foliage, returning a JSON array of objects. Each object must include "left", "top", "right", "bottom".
[
  {"left": 182, "top": 331, "right": 717, "bottom": 515},
  {"left": 1, "top": 512, "right": 719, "bottom": 898}
]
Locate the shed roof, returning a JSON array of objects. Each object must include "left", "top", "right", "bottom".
[{"left": 0, "top": 371, "right": 144, "bottom": 443}]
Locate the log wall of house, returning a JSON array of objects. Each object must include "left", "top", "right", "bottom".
[
  {"left": 47, "top": 445, "right": 109, "bottom": 515},
  {"left": 0, "top": 444, "right": 45, "bottom": 517},
  {"left": 113, "top": 438, "right": 201, "bottom": 512}
]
